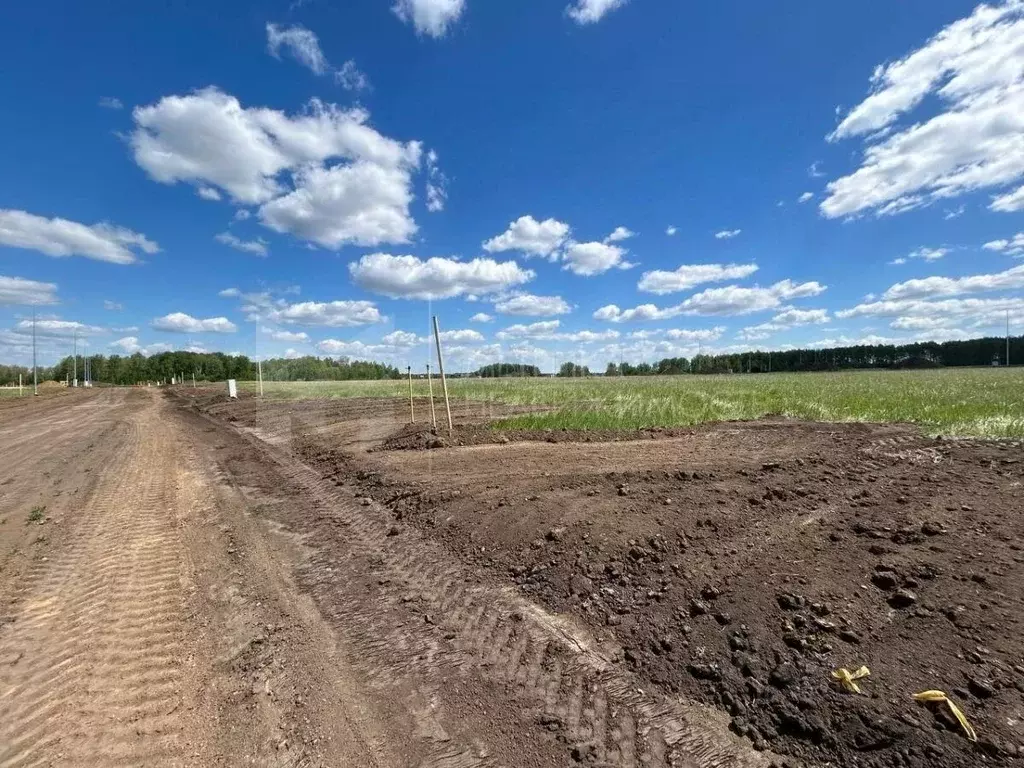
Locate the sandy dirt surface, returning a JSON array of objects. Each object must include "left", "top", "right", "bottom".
[
  {"left": 1, "top": 388, "right": 769, "bottom": 768},
  {"left": 191, "top": 389, "right": 1024, "bottom": 768}
]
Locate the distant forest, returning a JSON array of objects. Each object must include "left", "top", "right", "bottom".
[
  {"left": 0, "top": 335, "right": 1020, "bottom": 387},
  {"left": 0, "top": 352, "right": 401, "bottom": 386},
  {"left": 601, "top": 335, "right": 1022, "bottom": 376}
]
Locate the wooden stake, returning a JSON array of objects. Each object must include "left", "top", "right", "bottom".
[
  {"left": 407, "top": 366, "right": 415, "bottom": 422},
  {"left": 427, "top": 362, "right": 436, "bottom": 429},
  {"left": 432, "top": 316, "right": 453, "bottom": 432}
]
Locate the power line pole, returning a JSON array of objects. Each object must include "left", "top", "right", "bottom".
[
  {"left": 73, "top": 330, "right": 78, "bottom": 387},
  {"left": 1007, "top": 310, "right": 1011, "bottom": 367},
  {"left": 32, "top": 310, "right": 38, "bottom": 396}
]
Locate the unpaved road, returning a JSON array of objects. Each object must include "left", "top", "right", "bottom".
[{"left": 0, "top": 389, "right": 767, "bottom": 768}]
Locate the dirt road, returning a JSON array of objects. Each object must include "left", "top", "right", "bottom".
[{"left": 0, "top": 389, "right": 766, "bottom": 768}]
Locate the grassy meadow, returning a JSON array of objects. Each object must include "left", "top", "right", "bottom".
[{"left": 238, "top": 367, "right": 1024, "bottom": 438}]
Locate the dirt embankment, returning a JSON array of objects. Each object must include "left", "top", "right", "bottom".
[{"left": 187, "top": 388, "right": 1024, "bottom": 768}]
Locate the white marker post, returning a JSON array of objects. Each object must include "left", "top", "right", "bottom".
[
  {"left": 432, "top": 316, "right": 453, "bottom": 433},
  {"left": 258, "top": 359, "right": 264, "bottom": 397},
  {"left": 19, "top": 373, "right": 22, "bottom": 397}
]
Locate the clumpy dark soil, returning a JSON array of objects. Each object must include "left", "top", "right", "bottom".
[{"left": 189, "top": 389, "right": 1024, "bottom": 768}]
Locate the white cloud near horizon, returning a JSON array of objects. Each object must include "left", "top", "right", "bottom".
[
  {"left": 883, "top": 263, "right": 1024, "bottom": 300},
  {"left": 152, "top": 312, "right": 237, "bottom": 333},
  {"left": 0, "top": 209, "right": 159, "bottom": 264},
  {"left": 260, "top": 300, "right": 384, "bottom": 328},
  {"left": 595, "top": 280, "right": 826, "bottom": 322}
]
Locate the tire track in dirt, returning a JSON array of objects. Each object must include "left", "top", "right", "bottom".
[
  {"left": 0, "top": 395, "right": 192, "bottom": 767},
  {"left": 211, "top": 410, "right": 772, "bottom": 768}
]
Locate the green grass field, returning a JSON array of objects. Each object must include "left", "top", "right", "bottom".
[{"left": 238, "top": 367, "right": 1024, "bottom": 438}]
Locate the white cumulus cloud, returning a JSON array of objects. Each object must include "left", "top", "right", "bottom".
[
  {"left": 605, "top": 226, "right": 635, "bottom": 243},
  {"left": 215, "top": 232, "right": 269, "bottom": 256},
  {"left": 483, "top": 215, "right": 570, "bottom": 258},
  {"left": 262, "top": 327, "right": 309, "bottom": 342},
  {"left": 131, "top": 88, "right": 422, "bottom": 248},
  {"left": 0, "top": 275, "right": 59, "bottom": 306},
  {"left": 13, "top": 319, "right": 106, "bottom": 338},
  {"left": 470, "top": 312, "right": 494, "bottom": 323},
  {"left": 0, "top": 209, "right": 159, "bottom": 264},
  {"left": 822, "top": 1, "right": 1024, "bottom": 218},
  {"left": 261, "top": 300, "right": 384, "bottom": 328},
  {"left": 152, "top": 313, "right": 237, "bottom": 333},
  {"left": 350, "top": 253, "right": 533, "bottom": 300},
  {"left": 715, "top": 229, "right": 741, "bottom": 239},
  {"left": 666, "top": 225, "right": 678, "bottom": 236},
  {"left": 492, "top": 293, "right": 571, "bottom": 316},
  {"left": 638, "top": 262, "right": 759, "bottom": 295},
  {"left": 393, "top": 0, "right": 466, "bottom": 37},
  {"left": 567, "top": 0, "right": 628, "bottom": 24},
  {"left": 983, "top": 232, "right": 1024, "bottom": 256},
  {"left": 883, "top": 264, "right": 1024, "bottom": 299},
  {"left": 561, "top": 240, "right": 633, "bottom": 276},
  {"left": 594, "top": 280, "right": 826, "bottom": 322},
  {"left": 798, "top": 192, "right": 814, "bottom": 203}
]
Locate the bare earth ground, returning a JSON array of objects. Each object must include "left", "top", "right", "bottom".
[
  {"left": 189, "top": 389, "right": 1024, "bottom": 768},
  {"left": 0, "top": 388, "right": 770, "bottom": 768}
]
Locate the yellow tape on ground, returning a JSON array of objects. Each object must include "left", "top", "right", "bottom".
[
  {"left": 832, "top": 666, "right": 871, "bottom": 694},
  {"left": 913, "top": 690, "right": 978, "bottom": 742}
]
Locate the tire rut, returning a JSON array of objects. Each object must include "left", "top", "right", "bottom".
[
  {"left": 209, "top": 408, "right": 772, "bottom": 768},
  {"left": 0, "top": 397, "right": 191, "bottom": 767}
]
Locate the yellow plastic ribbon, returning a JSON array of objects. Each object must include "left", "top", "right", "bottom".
[
  {"left": 832, "top": 666, "right": 871, "bottom": 694},
  {"left": 913, "top": 690, "right": 978, "bottom": 742}
]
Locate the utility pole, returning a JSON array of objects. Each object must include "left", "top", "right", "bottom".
[
  {"left": 32, "top": 311, "right": 38, "bottom": 396},
  {"left": 1007, "top": 310, "right": 1011, "bottom": 367},
  {"left": 258, "top": 359, "right": 264, "bottom": 397},
  {"left": 73, "top": 330, "right": 78, "bottom": 387}
]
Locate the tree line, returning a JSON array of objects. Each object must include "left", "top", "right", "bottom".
[
  {"left": 2, "top": 335, "right": 1019, "bottom": 388},
  {"left": 596, "top": 335, "right": 1021, "bottom": 376},
  {"left": 0, "top": 352, "right": 401, "bottom": 386}
]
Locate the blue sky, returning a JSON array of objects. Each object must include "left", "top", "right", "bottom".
[{"left": 1, "top": 0, "right": 1023, "bottom": 372}]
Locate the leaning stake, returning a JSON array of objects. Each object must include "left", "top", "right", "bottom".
[
  {"left": 407, "top": 366, "right": 415, "bottom": 422},
  {"left": 432, "top": 316, "right": 453, "bottom": 433},
  {"left": 427, "top": 362, "right": 437, "bottom": 430}
]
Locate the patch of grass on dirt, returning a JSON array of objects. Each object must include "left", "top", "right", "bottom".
[
  {"left": 26, "top": 506, "right": 45, "bottom": 524},
  {"left": 241, "top": 368, "right": 1024, "bottom": 438}
]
